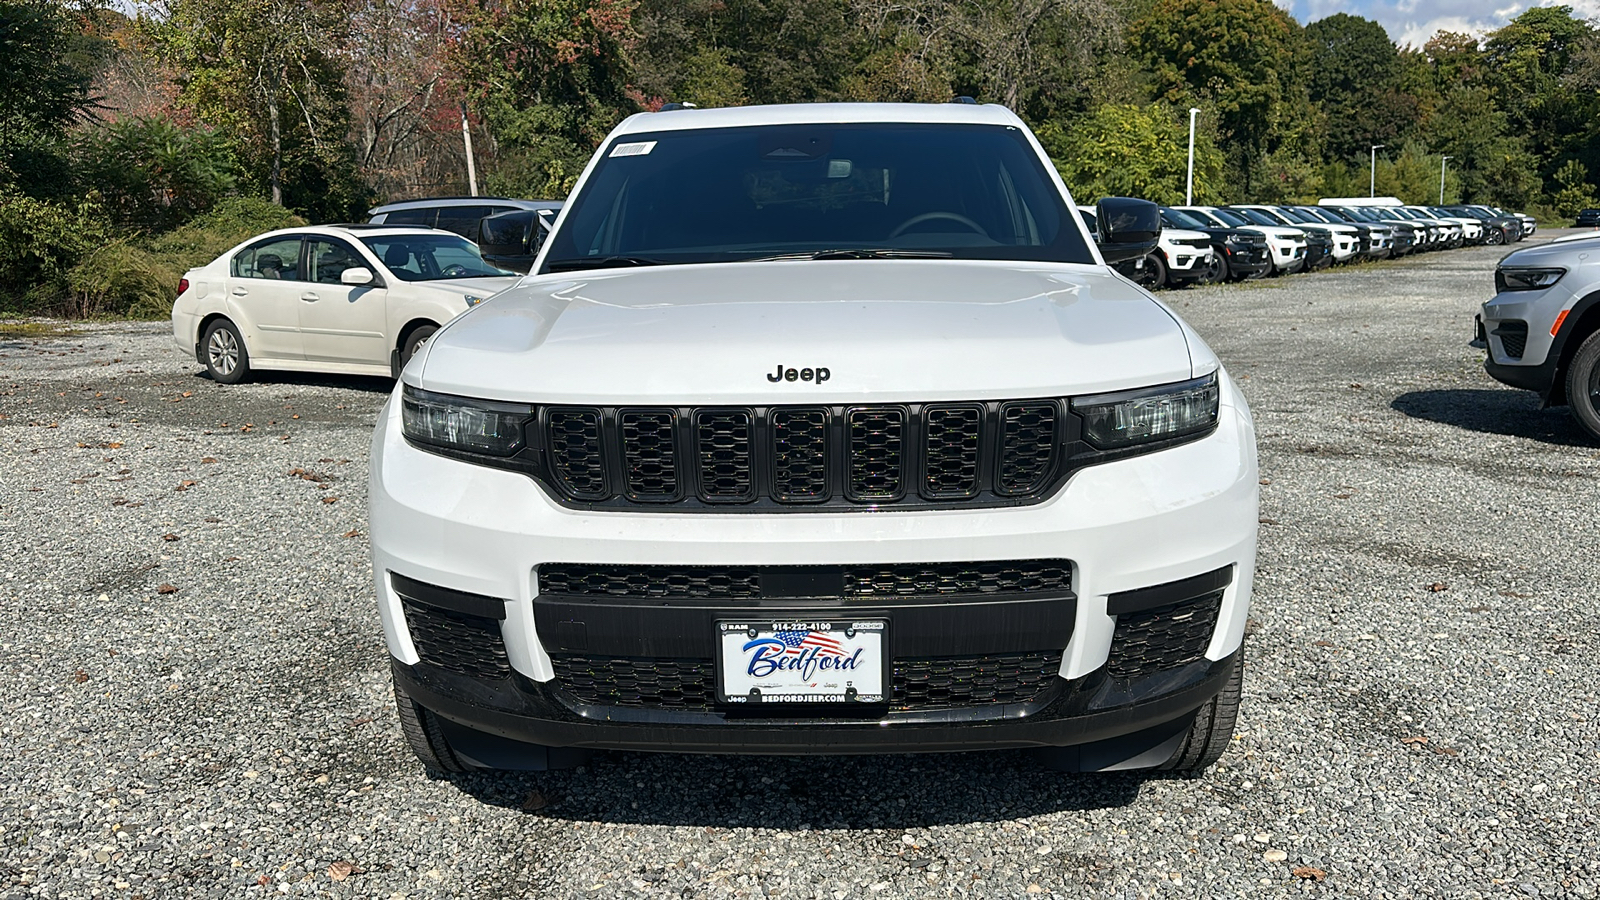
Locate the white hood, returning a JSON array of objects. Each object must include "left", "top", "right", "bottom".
[
  {"left": 413, "top": 260, "right": 1202, "bottom": 405},
  {"left": 404, "top": 275, "right": 521, "bottom": 300}
]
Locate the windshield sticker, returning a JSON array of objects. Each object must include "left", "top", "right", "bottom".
[{"left": 609, "top": 141, "right": 657, "bottom": 158}]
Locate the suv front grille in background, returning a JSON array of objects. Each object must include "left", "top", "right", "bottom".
[
  {"left": 539, "top": 560, "right": 1073, "bottom": 600},
  {"left": 531, "top": 401, "right": 1069, "bottom": 511},
  {"left": 1493, "top": 321, "right": 1529, "bottom": 360},
  {"left": 1106, "top": 591, "right": 1223, "bottom": 682},
  {"left": 550, "top": 650, "right": 1064, "bottom": 712}
]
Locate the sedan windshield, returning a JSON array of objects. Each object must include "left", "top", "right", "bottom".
[
  {"left": 359, "top": 234, "right": 512, "bottom": 281},
  {"left": 538, "top": 123, "right": 1092, "bottom": 273}
]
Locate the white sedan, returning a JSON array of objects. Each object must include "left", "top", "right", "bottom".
[{"left": 171, "top": 224, "right": 520, "bottom": 383}]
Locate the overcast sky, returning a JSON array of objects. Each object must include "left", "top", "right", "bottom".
[{"left": 1276, "top": 0, "right": 1600, "bottom": 47}]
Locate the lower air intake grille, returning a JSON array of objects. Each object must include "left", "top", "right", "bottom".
[
  {"left": 403, "top": 601, "right": 511, "bottom": 679},
  {"left": 1494, "top": 322, "right": 1529, "bottom": 360},
  {"left": 539, "top": 561, "right": 1072, "bottom": 600},
  {"left": 1107, "top": 592, "right": 1223, "bottom": 681},
  {"left": 549, "top": 651, "right": 1063, "bottom": 712},
  {"left": 842, "top": 562, "right": 1072, "bottom": 598},
  {"left": 539, "top": 564, "right": 762, "bottom": 599}
]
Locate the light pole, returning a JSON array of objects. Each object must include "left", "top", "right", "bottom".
[
  {"left": 1370, "top": 145, "right": 1385, "bottom": 198},
  {"left": 1439, "top": 155, "right": 1453, "bottom": 204},
  {"left": 1186, "top": 107, "right": 1200, "bottom": 206}
]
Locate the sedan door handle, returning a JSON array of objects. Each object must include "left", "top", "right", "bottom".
[
  {"left": 231, "top": 287, "right": 248, "bottom": 296},
  {"left": 301, "top": 292, "right": 319, "bottom": 302}
]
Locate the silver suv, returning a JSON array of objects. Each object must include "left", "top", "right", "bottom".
[{"left": 1477, "top": 234, "right": 1600, "bottom": 439}]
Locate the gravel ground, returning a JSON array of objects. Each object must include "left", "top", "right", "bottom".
[{"left": 2, "top": 233, "right": 1597, "bottom": 899}]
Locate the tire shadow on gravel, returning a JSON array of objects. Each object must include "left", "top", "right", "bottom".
[
  {"left": 441, "top": 751, "right": 1148, "bottom": 827},
  {"left": 189, "top": 368, "right": 394, "bottom": 394},
  {"left": 1391, "top": 388, "right": 1592, "bottom": 446}
]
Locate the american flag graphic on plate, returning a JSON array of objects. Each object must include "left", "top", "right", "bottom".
[{"left": 775, "top": 629, "right": 847, "bottom": 657}]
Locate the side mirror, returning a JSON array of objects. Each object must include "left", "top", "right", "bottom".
[
  {"left": 477, "top": 209, "right": 539, "bottom": 275},
  {"left": 1095, "top": 197, "right": 1162, "bottom": 264},
  {"left": 340, "top": 267, "right": 375, "bottom": 286}
]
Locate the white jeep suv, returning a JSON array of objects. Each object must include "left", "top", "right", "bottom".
[{"left": 369, "top": 103, "right": 1259, "bottom": 774}]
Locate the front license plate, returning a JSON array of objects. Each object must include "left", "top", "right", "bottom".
[{"left": 716, "top": 619, "right": 887, "bottom": 704}]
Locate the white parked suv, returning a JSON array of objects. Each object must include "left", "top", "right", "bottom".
[
  {"left": 1178, "top": 206, "right": 1307, "bottom": 274},
  {"left": 370, "top": 103, "right": 1259, "bottom": 774},
  {"left": 171, "top": 225, "right": 520, "bottom": 382}
]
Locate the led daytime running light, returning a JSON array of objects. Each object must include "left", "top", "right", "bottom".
[
  {"left": 1071, "top": 374, "right": 1220, "bottom": 450},
  {"left": 401, "top": 386, "right": 533, "bottom": 456}
]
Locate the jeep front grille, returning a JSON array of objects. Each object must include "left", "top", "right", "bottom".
[{"left": 533, "top": 401, "right": 1068, "bottom": 510}]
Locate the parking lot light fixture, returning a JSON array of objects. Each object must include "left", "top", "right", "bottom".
[
  {"left": 1187, "top": 108, "right": 1200, "bottom": 206},
  {"left": 1440, "top": 155, "right": 1453, "bottom": 204},
  {"left": 1370, "top": 145, "right": 1385, "bottom": 197}
]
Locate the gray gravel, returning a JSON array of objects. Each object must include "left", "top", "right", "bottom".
[{"left": 2, "top": 234, "right": 1597, "bottom": 899}]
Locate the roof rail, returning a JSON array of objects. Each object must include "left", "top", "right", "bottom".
[
  {"left": 328, "top": 223, "right": 443, "bottom": 231},
  {"left": 658, "top": 101, "right": 699, "bottom": 112}
]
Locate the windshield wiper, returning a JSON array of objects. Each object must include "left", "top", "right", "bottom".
[
  {"left": 741, "top": 249, "right": 954, "bottom": 262},
  {"left": 544, "top": 256, "right": 664, "bottom": 272}
]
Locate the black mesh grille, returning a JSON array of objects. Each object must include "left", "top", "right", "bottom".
[
  {"left": 547, "top": 408, "right": 606, "bottom": 499},
  {"left": 843, "top": 562, "right": 1072, "bottom": 598},
  {"left": 540, "top": 561, "right": 1071, "bottom": 599},
  {"left": 894, "top": 651, "right": 1062, "bottom": 709},
  {"left": 549, "top": 651, "right": 1062, "bottom": 712},
  {"left": 1107, "top": 592, "right": 1223, "bottom": 681},
  {"left": 997, "top": 402, "right": 1057, "bottom": 494},
  {"left": 620, "top": 409, "right": 678, "bottom": 499},
  {"left": 551, "top": 656, "right": 715, "bottom": 710},
  {"left": 1494, "top": 322, "right": 1529, "bottom": 360},
  {"left": 540, "top": 564, "right": 762, "bottom": 599},
  {"left": 847, "top": 408, "right": 905, "bottom": 500},
  {"left": 772, "top": 408, "right": 829, "bottom": 501},
  {"left": 923, "top": 405, "right": 981, "bottom": 498},
  {"left": 696, "top": 410, "right": 753, "bottom": 500},
  {"left": 403, "top": 601, "right": 511, "bottom": 679}
]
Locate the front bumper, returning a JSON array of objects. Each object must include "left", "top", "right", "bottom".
[{"left": 369, "top": 374, "right": 1258, "bottom": 756}]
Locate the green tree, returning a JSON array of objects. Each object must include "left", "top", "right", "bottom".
[
  {"left": 1484, "top": 6, "right": 1599, "bottom": 181},
  {"left": 1551, "top": 158, "right": 1598, "bottom": 216},
  {"left": 1042, "top": 102, "right": 1224, "bottom": 204},
  {"left": 1305, "top": 14, "right": 1406, "bottom": 159},
  {"left": 75, "top": 116, "right": 237, "bottom": 229},
  {"left": 1128, "top": 0, "right": 1315, "bottom": 195},
  {"left": 0, "top": 0, "right": 105, "bottom": 197}
]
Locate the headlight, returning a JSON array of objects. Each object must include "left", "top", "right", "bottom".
[
  {"left": 1495, "top": 267, "right": 1565, "bottom": 292},
  {"left": 1071, "top": 373, "right": 1219, "bottom": 450},
  {"left": 401, "top": 386, "right": 533, "bottom": 456}
]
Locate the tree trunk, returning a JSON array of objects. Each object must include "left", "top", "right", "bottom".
[{"left": 269, "top": 91, "right": 283, "bottom": 206}]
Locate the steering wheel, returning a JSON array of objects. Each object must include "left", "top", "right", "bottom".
[
  {"left": 441, "top": 264, "right": 469, "bottom": 277},
  {"left": 889, "top": 211, "right": 989, "bottom": 240}
]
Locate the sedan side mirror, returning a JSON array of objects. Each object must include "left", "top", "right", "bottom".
[
  {"left": 340, "top": 267, "right": 375, "bottom": 286},
  {"left": 1095, "top": 197, "right": 1162, "bottom": 264}
]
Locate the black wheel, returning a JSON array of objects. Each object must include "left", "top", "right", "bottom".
[
  {"left": 1161, "top": 655, "right": 1243, "bottom": 773},
  {"left": 394, "top": 682, "right": 467, "bottom": 773},
  {"left": 1137, "top": 253, "right": 1167, "bottom": 290},
  {"left": 201, "top": 318, "right": 250, "bottom": 384},
  {"left": 1205, "top": 252, "right": 1230, "bottom": 284},
  {"left": 399, "top": 323, "right": 439, "bottom": 371},
  {"left": 1487, "top": 228, "right": 1506, "bottom": 246},
  {"left": 1565, "top": 329, "right": 1600, "bottom": 441}
]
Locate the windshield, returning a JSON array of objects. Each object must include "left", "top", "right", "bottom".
[
  {"left": 1161, "top": 207, "right": 1212, "bottom": 230},
  {"left": 1277, "top": 207, "right": 1317, "bottom": 224},
  {"left": 1230, "top": 208, "right": 1281, "bottom": 227},
  {"left": 359, "top": 234, "right": 512, "bottom": 281},
  {"left": 1209, "top": 208, "right": 1252, "bottom": 228},
  {"left": 538, "top": 123, "right": 1091, "bottom": 272}
]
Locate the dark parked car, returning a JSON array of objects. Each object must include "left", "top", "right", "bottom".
[
  {"left": 1575, "top": 208, "right": 1600, "bottom": 228},
  {"left": 1443, "top": 206, "right": 1521, "bottom": 244},
  {"left": 367, "top": 197, "right": 563, "bottom": 240},
  {"left": 1160, "top": 207, "right": 1270, "bottom": 282}
]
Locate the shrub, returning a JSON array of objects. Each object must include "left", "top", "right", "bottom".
[
  {"left": 75, "top": 117, "right": 239, "bottom": 230},
  {"left": 0, "top": 190, "right": 111, "bottom": 313}
]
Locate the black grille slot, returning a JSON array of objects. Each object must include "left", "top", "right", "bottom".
[
  {"left": 1494, "top": 322, "right": 1528, "bottom": 360},
  {"left": 540, "top": 564, "right": 762, "bottom": 599},
  {"left": 539, "top": 561, "right": 1071, "bottom": 600},
  {"left": 844, "top": 561, "right": 1072, "bottom": 598},
  {"left": 997, "top": 402, "right": 1058, "bottom": 495},
  {"left": 403, "top": 601, "right": 511, "bottom": 679},
  {"left": 772, "top": 408, "right": 829, "bottom": 501},
  {"left": 546, "top": 408, "right": 606, "bottom": 499},
  {"left": 922, "top": 405, "right": 981, "bottom": 498},
  {"left": 695, "top": 410, "right": 754, "bottom": 501},
  {"left": 894, "top": 651, "right": 1062, "bottom": 709},
  {"left": 551, "top": 656, "right": 715, "bottom": 710},
  {"left": 1107, "top": 591, "right": 1223, "bottom": 681},
  {"left": 549, "top": 651, "right": 1063, "bottom": 712},
  {"left": 847, "top": 408, "right": 905, "bottom": 500},
  {"left": 619, "top": 409, "right": 678, "bottom": 500}
]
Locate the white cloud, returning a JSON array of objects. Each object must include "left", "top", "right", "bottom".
[{"left": 1287, "top": 0, "right": 1600, "bottom": 45}]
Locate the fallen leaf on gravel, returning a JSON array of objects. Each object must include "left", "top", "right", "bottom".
[
  {"left": 324, "top": 858, "right": 363, "bottom": 877},
  {"left": 1348, "top": 382, "right": 1362, "bottom": 389},
  {"left": 1313, "top": 640, "right": 1334, "bottom": 647},
  {"left": 1432, "top": 745, "right": 1459, "bottom": 756},
  {"left": 1292, "top": 866, "right": 1326, "bottom": 881},
  {"left": 350, "top": 716, "right": 373, "bottom": 726},
  {"left": 343, "top": 529, "right": 361, "bottom": 538},
  {"left": 1401, "top": 735, "right": 1429, "bottom": 744},
  {"left": 1025, "top": 886, "right": 1044, "bottom": 894},
  {"left": 162, "top": 533, "right": 179, "bottom": 542},
  {"left": 1426, "top": 582, "right": 1447, "bottom": 592},
  {"left": 175, "top": 480, "right": 197, "bottom": 491},
  {"left": 522, "top": 790, "right": 548, "bottom": 811},
  {"left": 1258, "top": 516, "right": 1278, "bottom": 525},
  {"left": 322, "top": 496, "right": 338, "bottom": 504},
  {"left": 1258, "top": 478, "right": 1271, "bottom": 485},
  {"left": 156, "top": 584, "right": 178, "bottom": 595},
  {"left": 73, "top": 670, "right": 88, "bottom": 683},
  {"left": 1332, "top": 492, "right": 1352, "bottom": 499},
  {"left": 201, "top": 457, "right": 217, "bottom": 464}
]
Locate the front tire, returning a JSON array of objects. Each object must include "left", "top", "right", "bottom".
[
  {"left": 1565, "top": 329, "right": 1600, "bottom": 441},
  {"left": 1138, "top": 253, "right": 1168, "bottom": 290},
  {"left": 394, "top": 682, "right": 467, "bottom": 773},
  {"left": 1205, "top": 253, "right": 1230, "bottom": 284},
  {"left": 1161, "top": 655, "right": 1243, "bottom": 773},
  {"left": 202, "top": 319, "right": 250, "bottom": 384},
  {"left": 398, "top": 323, "right": 439, "bottom": 371}
]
